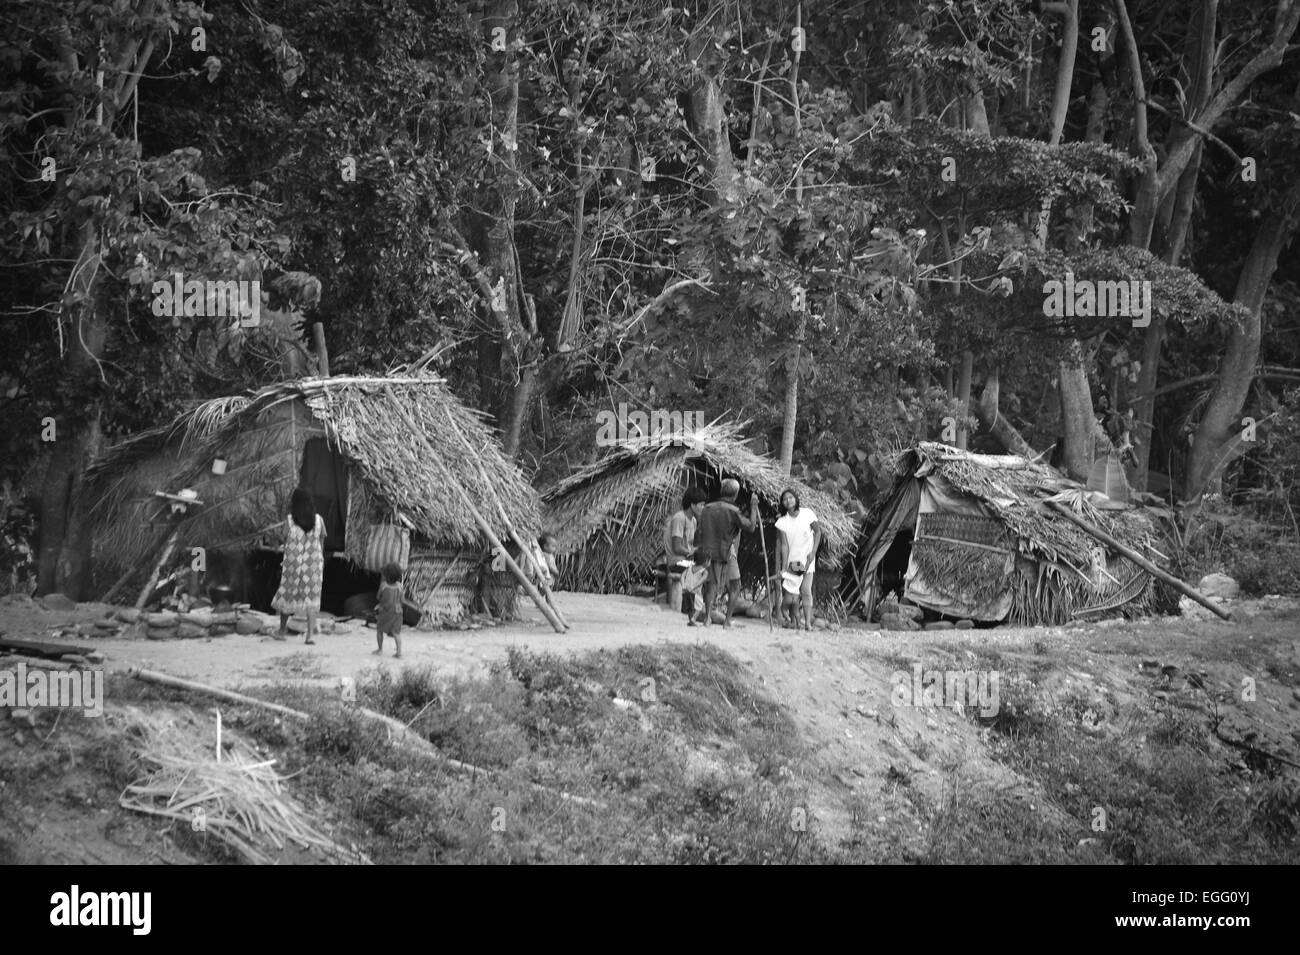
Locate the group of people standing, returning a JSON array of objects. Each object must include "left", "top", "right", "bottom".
[{"left": 662, "top": 480, "right": 823, "bottom": 629}]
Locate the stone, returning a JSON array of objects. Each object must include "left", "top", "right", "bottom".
[
  {"left": 113, "top": 607, "right": 140, "bottom": 624},
  {"left": 896, "top": 603, "right": 924, "bottom": 621},
  {"left": 145, "top": 611, "right": 178, "bottom": 627},
  {"left": 954, "top": 619, "right": 973, "bottom": 629},
  {"left": 1178, "top": 596, "right": 1215, "bottom": 619},
  {"left": 146, "top": 626, "right": 178, "bottom": 641},
  {"left": 235, "top": 615, "right": 263, "bottom": 635},
  {"left": 0, "top": 593, "right": 36, "bottom": 608},
  {"left": 209, "top": 624, "right": 235, "bottom": 637},
  {"left": 1197, "top": 573, "right": 1239, "bottom": 599},
  {"left": 924, "top": 620, "right": 955, "bottom": 631},
  {"left": 813, "top": 617, "right": 830, "bottom": 630},
  {"left": 10, "top": 708, "right": 36, "bottom": 729},
  {"left": 208, "top": 611, "right": 238, "bottom": 627},
  {"left": 176, "top": 622, "right": 208, "bottom": 639},
  {"left": 880, "top": 613, "right": 920, "bottom": 632},
  {"left": 94, "top": 618, "right": 120, "bottom": 631},
  {"left": 39, "top": 593, "right": 76, "bottom": 612},
  {"left": 179, "top": 611, "right": 214, "bottom": 628}
]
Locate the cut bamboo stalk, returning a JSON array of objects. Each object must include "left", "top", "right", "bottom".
[
  {"left": 384, "top": 387, "right": 565, "bottom": 633},
  {"left": 1046, "top": 501, "right": 1232, "bottom": 621},
  {"left": 130, "top": 668, "right": 311, "bottom": 720},
  {"left": 758, "top": 511, "right": 774, "bottom": 632},
  {"left": 441, "top": 408, "right": 570, "bottom": 629}
]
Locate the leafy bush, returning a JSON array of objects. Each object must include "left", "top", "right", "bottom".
[{"left": 1175, "top": 504, "right": 1300, "bottom": 596}]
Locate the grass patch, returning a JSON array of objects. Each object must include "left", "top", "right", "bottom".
[{"left": 231, "top": 643, "right": 829, "bottom": 863}]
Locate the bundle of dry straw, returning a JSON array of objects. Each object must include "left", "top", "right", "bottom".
[{"left": 118, "top": 706, "right": 367, "bottom": 865}]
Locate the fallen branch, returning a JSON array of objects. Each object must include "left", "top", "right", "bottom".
[{"left": 128, "top": 669, "right": 606, "bottom": 809}]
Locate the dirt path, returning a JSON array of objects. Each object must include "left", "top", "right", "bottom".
[{"left": 4, "top": 592, "right": 1298, "bottom": 856}]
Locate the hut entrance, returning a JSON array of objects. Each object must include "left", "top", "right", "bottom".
[{"left": 299, "top": 437, "right": 348, "bottom": 551}]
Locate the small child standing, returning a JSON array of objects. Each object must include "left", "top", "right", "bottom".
[
  {"left": 375, "top": 562, "right": 404, "bottom": 658},
  {"left": 779, "top": 559, "right": 807, "bottom": 629}
]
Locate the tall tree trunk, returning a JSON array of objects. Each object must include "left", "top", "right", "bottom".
[
  {"left": 779, "top": 2, "right": 804, "bottom": 476},
  {"left": 1185, "top": 182, "right": 1300, "bottom": 500},
  {"left": 974, "top": 366, "right": 1037, "bottom": 458},
  {"left": 37, "top": 224, "right": 108, "bottom": 598},
  {"left": 955, "top": 350, "right": 973, "bottom": 449},
  {"left": 1057, "top": 344, "right": 1097, "bottom": 481},
  {"left": 1114, "top": 0, "right": 1158, "bottom": 250},
  {"left": 473, "top": 0, "right": 537, "bottom": 459},
  {"left": 36, "top": 4, "right": 158, "bottom": 597},
  {"left": 1035, "top": 0, "right": 1078, "bottom": 246},
  {"left": 687, "top": 29, "right": 740, "bottom": 203},
  {"left": 1130, "top": 0, "right": 1215, "bottom": 490}
]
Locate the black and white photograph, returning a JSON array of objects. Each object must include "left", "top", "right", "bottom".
[{"left": 0, "top": 0, "right": 1295, "bottom": 901}]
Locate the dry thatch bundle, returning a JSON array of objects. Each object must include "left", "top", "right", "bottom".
[
  {"left": 847, "top": 442, "right": 1175, "bottom": 626},
  {"left": 84, "top": 375, "right": 540, "bottom": 575},
  {"left": 541, "top": 422, "right": 856, "bottom": 592},
  {"left": 118, "top": 706, "right": 367, "bottom": 864}
]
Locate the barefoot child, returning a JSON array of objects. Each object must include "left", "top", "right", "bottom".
[
  {"left": 779, "top": 559, "right": 807, "bottom": 629},
  {"left": 375, "top": 562, "right": 403, "bottom": 658}
]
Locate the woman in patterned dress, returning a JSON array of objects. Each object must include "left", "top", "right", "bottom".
[{"left": 272, "top": 487, "right": 325, "bottom": 645}]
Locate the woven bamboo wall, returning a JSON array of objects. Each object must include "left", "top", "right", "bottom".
[{"left": 405, "top": 547, "right": 517, "bottom": 624}]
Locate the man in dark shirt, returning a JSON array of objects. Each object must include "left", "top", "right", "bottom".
[{"left": 695, "top": 478, "right": 759, "bottom": 627}]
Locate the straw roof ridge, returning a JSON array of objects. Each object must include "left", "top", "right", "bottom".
[
  {"left": 543, "top": 421, "right": 857, "bottom": 558},
  {"left": 903, "top": 441, "right": 1162, "bottom": 573},
  {"left": 85, "top": 375, "right": 539, "bottom": 571}
]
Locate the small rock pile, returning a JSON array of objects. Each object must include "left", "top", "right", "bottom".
[
  {"left": 877, "top": 598, "right": 974, "bottom": 632},
  {"left": 56, "top": 606, "right": 286, "bottom": 641}
]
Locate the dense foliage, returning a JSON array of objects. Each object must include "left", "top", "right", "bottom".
[{"left": 2, "top": 0, "right": 1297, "bottom": 595}]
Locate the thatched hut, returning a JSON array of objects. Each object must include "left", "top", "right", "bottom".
[
  {"left": 842, "top": 442, "right": 1176, "bottom": 626},
  {"left": 85, "top": 375, "right": 540, "bottom": 623},
  {"left": 541, "top": 424, "right": 856, "bottom": 594}
]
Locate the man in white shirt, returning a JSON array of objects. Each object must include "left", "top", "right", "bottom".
[{"left": 774, "top": 489, "right": 822, "bottom": 630}]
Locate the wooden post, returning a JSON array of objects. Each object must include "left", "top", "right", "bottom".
[
  {"left": 756, "top": 500, "right": 774, "bottom": 632},
  {"left": 312, "top": 322, "right": 330, "bottom": 377},
  {"left": 441, "top": 408, "right": 570, "bottom": 629},
  {"left": 383, "top": 387, "right": 565, "bottom": 633},
  {"left": 1046, "top": 501, "right": 1233, "bottom": 621}
]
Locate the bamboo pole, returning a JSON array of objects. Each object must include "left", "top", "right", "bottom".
[
  {"left": 382, "top": 387, "right": 565, "bottom": 633},
  {"left": 441, "top": 409, "right": 570, "bottom": 629},
  {"left": 130, "top": 668, "right": 311, "bottom": 720},
  {"left": 134, "top": 527, "right": 180, "bottom": 611},
  {"left": 1046, "top": 501, "right": 1232, "bottom": 621},
  {"left": 758, "top": 507, "right": 774, "bottom": 632},
  {"left": 128, "top": 669, "right": 606, "bottom": 808}
]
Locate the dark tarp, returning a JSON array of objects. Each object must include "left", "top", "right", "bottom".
[{"left": 299, "top": 437, "right": 348, "bottom": 551}]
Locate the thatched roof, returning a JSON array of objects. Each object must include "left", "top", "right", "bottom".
[
  {"left": 892, "top": 442, "right": 1161, "bottom": 575},
  {"left": 85, "top": 375, "right": 540, "bottom": 573},
  {"left": 848, "top": 442, "right": 1176, "bottom": 624},
  {"left": 541, "top": 423, "right": 856, "bottom": 591}
]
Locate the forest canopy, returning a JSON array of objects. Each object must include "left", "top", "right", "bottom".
[{"left": 2, "top": 0, "right": 1298, "bottom": 598}]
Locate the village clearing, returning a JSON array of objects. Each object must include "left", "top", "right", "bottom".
[{"left": 1, "top": 592, "right": 1298, "bottom": 864}]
